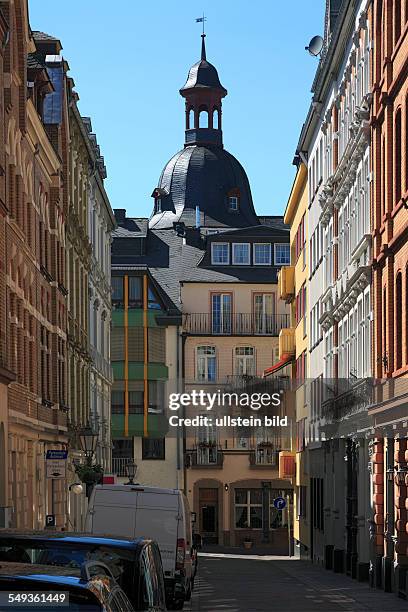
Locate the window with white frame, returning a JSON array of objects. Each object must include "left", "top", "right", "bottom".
[
  {"left": 253, "top": 243, "right": 271, "bottom": 265},
  {"left": 232, "top": 243, "right": 250, "bottom": 265},
  {"left": 211, "top": 242, "right": 229, "bottom": 265},
  {"left": 274, "top": 243, "right": 290, "bottom": 265},
  {"left": 235, "top": 346, "right": 255, "bottom": 376},
  {"left": 197, "top": 346, "right": 216, "bottom": 381},
  {"left": 235, "top": 489, "right": 263, "bottom": 529}
]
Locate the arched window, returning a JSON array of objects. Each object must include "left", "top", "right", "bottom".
[
  {"left": 188, "top": 108, "right": 194, "bottom": 129},
  {"left": 395, "top": 108, "right": 402, "bottom": 205},
  {"left": 396, "top": 272, "right": 402, "bottom": 369},
  {"left": 213, "top": 108, "right": 219, "bottom": 129},
  {"left": 199, "top": 108, "right": 209, "bottom": 128}
]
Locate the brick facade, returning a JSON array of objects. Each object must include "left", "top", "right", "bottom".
[{"left": 370, "top": 0, "right": 408, "bottom": 593}]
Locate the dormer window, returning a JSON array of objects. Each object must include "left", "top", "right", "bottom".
[
  {"left": 155, "top": 198, "right": 162, "bottom": 213},
  {"left": 229, "top": 196, "right": 239, "bottom": 211}
]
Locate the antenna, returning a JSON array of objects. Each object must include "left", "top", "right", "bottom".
[{"left": 305, "top": 35, "right": 324, "bottom": 57}]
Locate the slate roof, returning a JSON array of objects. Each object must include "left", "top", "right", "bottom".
[
  {"left": 112, "top": 217, "right": 148, "bottom": 238},
  {"left": 32, "top": 30, "right": 58, "bottom": 42},
  {"left": 112, "top": 221, "right": 289, "bottom": 313},
  {"left": 180, "top": 36, "right": 227, "bottom": 95},
  {"left": 149, "top": 145, "right": 259, "bottom": 230}
]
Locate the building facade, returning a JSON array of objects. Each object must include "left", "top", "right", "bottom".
[
  {"left": 110, "top": 210, "right": 183, "bottom": 489},
  {"left": 1, "top": 6, "right": 69, "bottom": 529},
  {"left": 278, "top": 161, "right": 310, "bottom": 558},
  {"left": 83, "top": 117, "right": 115, "bottom": 473},
  {"left": 291, "top": 0, "right": 373, "bottom": 579},
  {"left": 369, "top": 0, "right": 408, "bottom": 596}
]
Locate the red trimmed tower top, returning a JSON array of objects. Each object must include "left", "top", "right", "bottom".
[{"left": 179, "top": 35, "right": 227, "bottom": 148}]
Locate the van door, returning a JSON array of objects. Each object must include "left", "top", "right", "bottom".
[
  {"left": 134, "top": 491, "right": 178, "bottom": 579},
  {"left": 89, "top": 488, "right": 138, "bottom": 538}
]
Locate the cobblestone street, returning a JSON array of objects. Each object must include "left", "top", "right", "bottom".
[{"left": 186, "top": 554, "right": 408, "bottom": 612}]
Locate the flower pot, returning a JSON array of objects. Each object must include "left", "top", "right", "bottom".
[{"left": 243, "top": 540, "right": 253, "bottom": 550}]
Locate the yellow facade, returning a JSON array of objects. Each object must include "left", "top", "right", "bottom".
[{"left": 278, "top": 162, "right": 309, "bottom": 556}]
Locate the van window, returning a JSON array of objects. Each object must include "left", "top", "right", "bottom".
[{"left": 139, "top": 548, "right": 155, "bottom": 610}]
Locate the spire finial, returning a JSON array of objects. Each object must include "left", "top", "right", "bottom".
[{"left": 196, "top": 13, "right": 207, "bottom": 60}]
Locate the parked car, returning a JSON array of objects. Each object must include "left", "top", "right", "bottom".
[
  {"left": 0, "top": 561, "right": 135, "bottom": 611},
  {"left": 85, "top": 484, "right": 193, "bottom": 610},
  {"left": 0, "top": 532, "right": 166, "bottom": 611}
]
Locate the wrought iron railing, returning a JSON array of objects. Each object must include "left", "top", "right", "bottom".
[
  {"left": 183, "top": 313, "right": 289, "bottom": 336},
  {"left": 188, "top": 445, "right": 223, "bottom": 467},
  {"left": 112, "top": 457, "right": 133, "bottom": 477}
]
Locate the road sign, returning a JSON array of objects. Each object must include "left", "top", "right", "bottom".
[
  {"left": 45, "top": 514, "right": 55, "bottom": 527},
  {"left": 273, "top": 496, "right": 286, "bottom": 510},
  {"left": 46, "top": 450, "right": 67, "bottom": 479}
]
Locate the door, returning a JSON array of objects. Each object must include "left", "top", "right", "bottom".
[
  {"left": 134, "top": 491, "right": 179, "bottom": 579},
  {"left": 88, "top": 488, "right": 137, "bottom": 537},
  {"left": 199, "top": 488, "right": 218, "bottom": 544},
  {"left": 253, "top": 293, "right": 275, "bottom": 334}
]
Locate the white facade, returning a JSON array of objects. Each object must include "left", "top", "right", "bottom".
[{"left": 86, "top": 123, "right": 115, "bottom": 472}]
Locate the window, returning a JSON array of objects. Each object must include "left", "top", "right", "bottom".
[
  {"left": 297, "top": 485, "right": 307, "bottom": 519},
  {"left": 274, "top": 243, "right": 290, "bottom": 265},
  {"left": 229, "top": 196, "right": 239, "bottom": 211},
  {"left": 235, "top": 346, "right": 255, "bottom": 376},
  {"left": 129, "top": 277, "right": 142, "bottom": 308},
  {"left": 212, "top": 293, "right": 232, "bottom": 334},
  {"left": 197, "top": 346, "right": 216, "bottom": 381},
  {"left": 253, "top": 243, "right": 271, "bottom": 265},
  {"left": 211, "top": 242, "right": 229, "bottom": 265},
  {"left": 235, "top": 489, "right": 263, "bottom": 528},
  {"left": 155, "top": 198, "right": 161, "bottom": 213},
  {"left": 148, "top": 283, "right": 161, "bottom": 310},
  {"left": 142, "top": 438, "right": 165, "bottom": 460},
  {"left": 112, "top": 277, "right": 124, "bottom": 304},
  {"left": 232, "top": 243, "right": 250, "bottom": 265},
  {"left": 111, "top": 391, "right": 124, "bottom": 414}
]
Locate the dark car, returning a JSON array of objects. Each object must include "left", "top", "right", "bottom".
[
  {"left": 0, "top": 561, "right": 135, "bottom": 611},
  {"left": 0, "top": 532, "right": 166, "bottom": 611}
]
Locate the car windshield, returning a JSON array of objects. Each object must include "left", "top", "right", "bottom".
[{"left": 0, "top": 542, "right": 136, "bottom": 595}]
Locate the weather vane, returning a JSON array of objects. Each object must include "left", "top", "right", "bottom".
[{"left": 196, "top": 13, "right": 207, "bottom": 36}]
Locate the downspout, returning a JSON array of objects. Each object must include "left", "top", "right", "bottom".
[{"left": 124, "top": 275, "right": 129, "bottom": 437}]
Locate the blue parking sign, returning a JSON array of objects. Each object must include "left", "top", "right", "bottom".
[{"left": 273, "top": 496, "right": 286, "bottom": 510}]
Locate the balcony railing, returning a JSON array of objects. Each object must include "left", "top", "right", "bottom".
[
  {"left": 183, "top": 313, "right": 289, "bottom": 336},
  {"left": 188, "top": 445, "right": 223, "bottom": 468},
  {"left": 112, "top": 457, "right": 133, "bottom": 477},
  {"left": 249, "top": 448, "right": 278, "bottom": 467}
]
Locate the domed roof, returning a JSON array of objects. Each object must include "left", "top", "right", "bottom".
[{"left": 149, "top": 145, "right": 259, "bottom": 229}]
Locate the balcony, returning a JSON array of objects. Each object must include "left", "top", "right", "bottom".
[
  {"left": 183, "top": 313, "right": 289, "bottom": 336},
  {"left": 249, "top": 447, "right": 278, "bottom": 467},
  {"left": 278, "top": 266, "right": 295, "bottom": 302},
  {"left": 279, "top": 327, "right": 295, "bottom": 359},
  {"left": 188, "top": 445, "right": 224, "bottom": 468},
  {"left": 112, "top": 457, "right": 133, "bottom": 477}
]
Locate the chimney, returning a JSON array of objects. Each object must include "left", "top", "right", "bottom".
[{"left": 114, "top": 209, "right": 127, "bottom": 225}]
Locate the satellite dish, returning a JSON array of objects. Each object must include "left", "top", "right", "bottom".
[{"left": 305, "top": 35, "right": 324, "bottom": 57}]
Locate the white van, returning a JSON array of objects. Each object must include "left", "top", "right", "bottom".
[{"left": 85, "top": 484, "right": 193, "bottom": 610}]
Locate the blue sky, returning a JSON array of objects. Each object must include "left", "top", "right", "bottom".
[{"left": 29, "top": 0, "right": 325, "bottom": 218}]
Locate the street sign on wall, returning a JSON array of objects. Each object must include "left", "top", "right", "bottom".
[{"left": 46, "top": 450, "right": 68, "bottom": 479}]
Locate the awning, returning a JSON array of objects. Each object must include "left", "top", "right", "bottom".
[{"left": 263, "top": 355, "right": 293, "bottom": 378}]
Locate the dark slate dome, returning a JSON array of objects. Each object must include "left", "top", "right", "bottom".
[
  {"left": 149, "top": 145, "right": 259, "bottom": 229},
  {"left": 149, "top": 36, "right": 259, "bottom": 230}
]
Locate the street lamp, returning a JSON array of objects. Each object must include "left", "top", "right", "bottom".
[
  {"left": 69, "top": 482, "right": 83, "bottom": 495},
  {"left": 79, "top": 425, "right": 98, "bottom": 463},
  {"left": 125, "top": 461, "right": 137, "bottom": 485}
]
